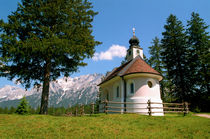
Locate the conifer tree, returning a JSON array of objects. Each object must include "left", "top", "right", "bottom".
[
  {"left": 147, "top": 37, "right": 167, "bottom": 101},
  {"left": 0, "top": 0, "right": 100, "bottom": 114},
  {"left": 187, "top": 12, "right": 210, "bottom": 94},
  {"left": 15, "top": 96, "right": 29, "bottom": 115},
  {"left": 148, "top": 37, "right": 171, "bottom": 102},
  {"left": 148, "top": 37, "right": 162, "bottom": 73},
  {"left": 161, "top": 14, "right": 191, "bottom": 102},
  {"left": 186, "top": 12, "right": 210, "bottom": 111}
]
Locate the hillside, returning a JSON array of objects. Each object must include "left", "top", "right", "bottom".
[{"left": 0, "top": 74, "right": 103, "bottom": 108}]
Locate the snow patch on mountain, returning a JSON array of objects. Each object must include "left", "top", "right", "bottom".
[{"left": 0, "top": 73, "right": 103, "bottom": 108}]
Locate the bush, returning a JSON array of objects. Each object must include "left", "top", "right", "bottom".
[{"left": 15, "top": 96, "right": 29, "bottom": 115}]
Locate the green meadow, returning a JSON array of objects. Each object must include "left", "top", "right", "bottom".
[{"left": 0, "top": 114, "right": 209, "bottom": 139}]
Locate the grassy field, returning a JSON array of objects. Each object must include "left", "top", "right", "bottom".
[{"left": 0, "top": 114, "right": 209, "bottom": 139}]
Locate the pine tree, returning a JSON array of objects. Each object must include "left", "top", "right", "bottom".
[
  {"left": 161, "top": 14, "right": 191, "bottom": 102},
  {"left": 147, "top": 37, "right": 166, "bottom": 101},
  {"left": 15, "top": 96, "right": 29, "bottom": 115},
  {"left": 0, "top": 0, "right": 100, "bottom": 114},
  {"left": 148, "top": 37, "right": 162, "bottom": 73},
  {"left": 148, "top": 37, "right": 171, "bottom": 102},
  {"left": 186, "top": 12, "right": 210, "bottom": 111}
]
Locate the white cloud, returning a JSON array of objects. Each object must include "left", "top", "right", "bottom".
[{"left": 93, "top": 44, "right": 127, "bottom": 61}]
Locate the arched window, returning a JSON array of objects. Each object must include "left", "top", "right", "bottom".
[
  {"left": 147, "top": 81, "right": 153, "bottom": 88},
  {"left": 147, "top": 79, "right": 156, "bottom": 89},
  {"left": 127, "top": 80, "right": 135, "bottom": 95}
]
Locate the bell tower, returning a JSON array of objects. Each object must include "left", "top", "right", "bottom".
[{"left": 126, "top": 28, "right": 143, "bottom": 61}]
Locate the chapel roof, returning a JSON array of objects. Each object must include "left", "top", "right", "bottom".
[{"left": 99, "top": 56, "right": 162, "bottom": 86}]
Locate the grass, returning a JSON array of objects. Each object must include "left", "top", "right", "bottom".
[{"left": 0, "top": 114, "right": 209, "bottom": 139}]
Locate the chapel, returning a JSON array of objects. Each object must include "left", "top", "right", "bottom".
[{"left": 99, "top": 28, "right": 164, "bottom": 116}]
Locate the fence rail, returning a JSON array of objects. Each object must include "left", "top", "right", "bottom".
[{"left": 101, "top": 100, "right": 189, "bottom": 116}]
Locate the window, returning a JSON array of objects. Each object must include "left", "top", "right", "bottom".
[
  {"left": 116, "top": 86, "right": 119, "bottom": 98},
  {"left": 136, "top": 50, "right": 140, "bottom": 54},
  {"left": 130, "top": 83, "right": 134, "bottom": 94},
  {"left": 127, "top": 80, "right": 135, "bottom": 95},
  {"left": 148, "top": 81, "right": 153, "bottom": 88}
]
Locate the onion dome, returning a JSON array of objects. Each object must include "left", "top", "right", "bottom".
[
  {"left": 129, "top": 28, "right": 140, "bottom": 48},
  {"left": 129, "top": 36, "right": 140, "bottom": 47}
]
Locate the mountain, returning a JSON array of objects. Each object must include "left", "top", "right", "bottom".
[{"left": 0, "top": 73, "right": 103, "bottom": 108}]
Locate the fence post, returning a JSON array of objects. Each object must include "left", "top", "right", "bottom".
[
  {"left": 105, "top": 100, "right": 108, "bottom": 114},
  {"left": 91, "top": 103, "right": 94, "bottom": 115},
  {"left": 186, "top": 102, "right": 189, "bottom": 114},
  {"left": 147, "top": 99, "right": 151, "bottom": 116},
  {"left": 183, "top": 102, "right": 189, "bottom": 116}
]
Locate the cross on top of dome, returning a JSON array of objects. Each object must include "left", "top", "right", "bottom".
[
  {"left": 132, "top": 27, "right": 135, "bottom": 36},
  {"left": 129, "top": 28, "right": 140, "bottom": 47}
]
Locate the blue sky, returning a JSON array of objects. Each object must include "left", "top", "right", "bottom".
[{"left": 0, "top": 0, "right": 209, "bottom": 88}]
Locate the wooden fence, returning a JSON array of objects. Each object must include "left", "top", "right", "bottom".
[
  {"left": 66, "top": 103, "right": 96, "bottom": 116},
  {"left": 101, "top": 100, "right": 189, "bottom": 116}
]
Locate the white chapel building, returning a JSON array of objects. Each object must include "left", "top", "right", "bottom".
[{"left": 99, "top": 29, "right": 164, "bottom": 116}]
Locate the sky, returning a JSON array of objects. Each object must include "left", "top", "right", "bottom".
[{"left": 0, "top": 0, "right": 209, "bottom": 88}]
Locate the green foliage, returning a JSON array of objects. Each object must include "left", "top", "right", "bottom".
[
  {"left": 148, "top": 37, "right": 172, "bottom": 102},
  {"left": 28, "top": 106, "right": 36, "bottom": 114},
  {"left": 8, "top": 106, "right": 16, "bottom": 114},
  {"left": 0, "top": 0, "right": 100, "bottom": 114},
  {"left": 3, "top": 107, "right": 8, "bottom": 114},
  {"left": 0, "top": 107, "right": 2, "bottom": 114},
  {"left": 161, "top": 14, "right": 191, "bottom": 102},
  {"left": 15, "top": 96, "right": 29, "bottom": 115},
  {"left": 148, "top": 37, "right": 162, "bottom": 73},
  {"left": 148, "top": 12, "right": 210, "bottom": 111},
  {"left": 0, "top": 114, "right": 209, "bottom": 138},
  {"left": 186, "top": 12, "right": 210, "bottom": 111}
]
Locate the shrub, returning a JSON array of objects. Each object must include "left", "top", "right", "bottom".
[{"left": 15, "top": 96, "right": 29, "bottom": 115}]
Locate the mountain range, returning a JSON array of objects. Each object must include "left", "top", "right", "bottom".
[{"left": 0, "top": 73, "right": 103, "bottom": 108}]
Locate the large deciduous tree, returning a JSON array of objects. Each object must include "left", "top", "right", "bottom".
[
  {"left": 0, "top": 0, "right": 100, "bottom": 114},
  {"left": 161, "top": 14, "right": 191, "bottom": 102}
]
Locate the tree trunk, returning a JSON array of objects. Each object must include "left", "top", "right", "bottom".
[{"left": 39, "top": 59, "right": 51, "bottom": 114}]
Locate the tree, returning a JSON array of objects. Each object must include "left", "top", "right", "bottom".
[
  {"left": 15, "top": 96, "right": 29, "bottom": 115},
  {"left": 161, "top": 14, "right": 191, "bottom": 102},
  {"left": 148, "top": 37, "right": 170, "bottom": 102},
  {"left": 148, "top": 37, "right": 162, "bottom": 73},
  {"left": 186, "top": 12, "right": 210, "bottom": 111},
  {"left": 0, "top": 0, "right": 100, "bottom": 114}
]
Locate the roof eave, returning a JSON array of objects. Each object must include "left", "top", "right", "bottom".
[{"left": 122, "top": 72, "right": 163, "bottom": 81}]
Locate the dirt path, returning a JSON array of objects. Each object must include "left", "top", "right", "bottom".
[{"left": 194, "top": 114, "right": 210, "bottom": 118}]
